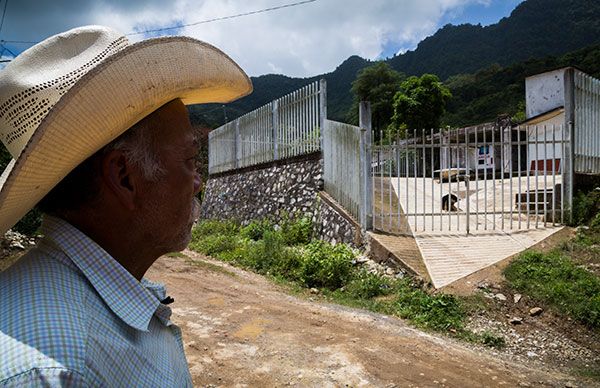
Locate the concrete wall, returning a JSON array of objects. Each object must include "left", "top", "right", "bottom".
[
  {"left": 200, "top": 154, "right": 361, "bottom": 247},
  {"left": 526, "top": 68, "right": 566, "bottom": 119}
]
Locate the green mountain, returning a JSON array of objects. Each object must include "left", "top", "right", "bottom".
[
  {"left": 444, "top": 44, "right": 600, "bottom": 127},
  {"left": 389, "top": 0, "right": 600, "bottom": 79},
  {"left": 189, "top": 0, "right": 600, "bottom": 128}
]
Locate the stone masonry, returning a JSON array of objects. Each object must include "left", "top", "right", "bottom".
[{"left": 200, "top": 155, "right": 361, "bottom": 247}]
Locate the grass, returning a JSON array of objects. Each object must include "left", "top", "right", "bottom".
[
  {"left": 504, "top": 216, "right": 600, "bottom": 329},
  {"left": 188, "top": 217, "right": 505, "bottom": 348},
  {"left": 185, "top": 257, "right": 238, "bottom": 278},
  {"left": 165, "top": 251, "right": 189, "bottom": 258}
]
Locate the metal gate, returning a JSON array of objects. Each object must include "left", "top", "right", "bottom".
[{"left": 371, "top": 124, "right": 570, "bottom": 235}]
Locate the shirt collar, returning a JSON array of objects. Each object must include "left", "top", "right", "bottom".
[{"left": 40, "top": 215, "right": 162, "bottom": 332}]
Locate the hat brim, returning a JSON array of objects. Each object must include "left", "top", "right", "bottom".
[{"left": 0, "top": 36, "right": 252, "bottom": 234}]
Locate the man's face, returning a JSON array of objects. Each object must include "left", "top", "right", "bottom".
[{"left": 135, "top": 100, "right": 201, "bottom": 255}]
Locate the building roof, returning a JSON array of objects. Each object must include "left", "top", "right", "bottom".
[{"left": 520, "top": 107, "right": 564, "bottom": 125}]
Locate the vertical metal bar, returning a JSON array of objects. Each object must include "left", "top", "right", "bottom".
[
  {"left": 465, "top": 127, "right": 470, "bottom": 235},
  {"left": 414, "top": 132, "right": 418, "bottom": 229},
  {"left": 552, "top": 124, "right": 557, "bottom": 226},
  {"left": 567, "top": 121, "right": 574, "bottom": 224},
  {"left": 447, "top": 132, "right": 451, "bottom": 231},
  {"left": 396, "top": 141, "right": 400, "bottom": 233},
  {"left": 422, "top": 129, "right": 426, "bottom": 232},
  {"left": 439, "top": 129, "right": 443, "bottom": 231},
  {"left": 379, "top": 142, "right": 383, "bottom": 230},
  {"left": 535, "top": 125, "right": 539, "bottom": 228},
  {"left": 455, "top": 130, "right": 460, "bottom": 232},
  {"left": 475, "top": 126, "right": 479, "bottom": 230},
  {"left": 446, "top": 131, "right": 452, "bottom": 231},
  {"left": 561, "top": 124, "right": 565, "bottom": 224},
  {"left": 431, "top": 128, "right": 434, "bottom": 232},
  {"left": 405, "top": 133, "right": 410, "bottom": 234},
  {"left": 483, "top": 127, "right": 488, "bottom": 230},
  {"left": 509, "top": 126, "right": 514, "bottom": 230},
  {"left": 543, "top": 125, "right": 548, "bottom": 228},
  {"left": 518, "top": 127, "right": 524, "bottom": 230},
  {"left": 526, "top": 126, "right": 531, "bottom": 229},
  {"left": 492, "top": 124, "right": 496, "bottom": 230},
  {"left": 501, "top": 123, "right": 505, "bottom": 230},
  {"left": 389, "top": 136, "right": 393, "bottom": 232}
]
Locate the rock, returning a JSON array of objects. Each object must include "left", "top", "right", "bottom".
[
  {"left": 529, "top": 307, "right": 543, "bottom": 316},
  {"left": 495, "top": 293, "right": 507, "bottom": 301},
  {"left": 9, "top": 241, "right": 25, "bottom": 250},
  {"left": 510, "top": 317, "right": 523, "bottom": 325},
  {"left": 309, "top": 288, "right": 320, "bottom": 295},
  {"left": 513, "top": 294, "right": 522, "bottom": 304},
  {"left": 476, "top": 281, "right": 489, "bottom": 289},
  {"left": 385, "top": 267, "right": 395, "bottom": 276},
  {"left": 526, "top": 351, "right": 538, "bottom": 358}
]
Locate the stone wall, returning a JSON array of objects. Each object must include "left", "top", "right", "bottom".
[{"left": 200, "top": 154, "right": 361, "bottom": 247}]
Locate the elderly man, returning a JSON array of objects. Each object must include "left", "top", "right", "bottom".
[{"left": 0, "top": 26, "right": 251, "bottom": 386}]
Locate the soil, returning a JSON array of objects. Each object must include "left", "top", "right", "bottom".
[
  {"left": 441, "top": 227, "right": 600, "bottom": 384},
  {"left": 146, "top": 250, "right": 596, "bottom": 387}
]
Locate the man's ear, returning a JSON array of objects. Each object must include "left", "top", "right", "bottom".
[{"left": 101, "top": 150, "right": 139, "bottom": 211}]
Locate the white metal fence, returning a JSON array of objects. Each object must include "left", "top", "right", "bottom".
[
  {"left": 208, "top": 80, "right": 323, "bottom": 174},
  {"left": 322, "top": 120, "right": 362, "bottom": 221},
  {"left": 574, "top": 71, "right": 600, "bottom": 174},
  {"left": 372, "top": 125, "right": 569, "bottom": 235}
]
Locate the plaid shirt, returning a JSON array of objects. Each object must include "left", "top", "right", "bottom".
[{"left": 0, "top": 216, "right": 192, "bottom": 387}]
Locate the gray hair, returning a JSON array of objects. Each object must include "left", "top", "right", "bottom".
[
  {"left": 38, "top": 115, "right": 166, "bottom": 215},
  {"left": 105, "top": 117, "right": 166, "bottom": 182}
]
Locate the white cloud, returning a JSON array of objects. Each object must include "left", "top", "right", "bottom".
[{"left": 1, "top": 0, "right": 498, "bottom": 77}]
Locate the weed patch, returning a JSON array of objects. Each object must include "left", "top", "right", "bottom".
[
  {"left": 504, "top": 250, "right": 600, "bottom": 328},
  {"left": 189, "top": 218, "right": 500, "bottom": 347}
]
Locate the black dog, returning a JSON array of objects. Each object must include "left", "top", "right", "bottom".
[{"left": 442, "top": 193, "right": 459, "bottom": 212}]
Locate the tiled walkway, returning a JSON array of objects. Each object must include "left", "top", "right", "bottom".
[{"left": 383, "top": 177, "right": 563, "bottom": 288}]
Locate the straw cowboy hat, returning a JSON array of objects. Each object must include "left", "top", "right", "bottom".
[{"left": 0, "top": 25, "right": 252, "bottom": 235}]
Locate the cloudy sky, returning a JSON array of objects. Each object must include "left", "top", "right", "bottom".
[{"left": 0, "top": 0, "right": 523, "bottom": 77}]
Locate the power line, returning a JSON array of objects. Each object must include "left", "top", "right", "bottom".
[
  {"left": 1, "top": 39, "right": 36, "bottom": 44},
  {"left": 0, "top": 0, "right": 8, "bottom": 37},
  {"left": 0, "top": 0, "right": 318, "bottom": 61},
  {"left": 126, "top": 0, "right": 316, "bottom": 36}
]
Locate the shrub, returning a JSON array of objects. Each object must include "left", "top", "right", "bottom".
[
  {"left": 193, "top": 219, "right": 238, "bottom": 239},
  {"left": 298, "top": 241, "right": 356, "bottom": 290},
  {"left": 393, "top": 280, "right": 465, "bottom": 331},
  {"left": 345, "top": 270, "right": 393, "bottom": 299},
  {"left": 572, "top": 190, "right": 600, "bottom": 226},
  {"left": 240, "top": 219, "right": 274, "bottom": 241},
  {"left": 280, "top": 216, "right": 313, "bottom": 245},
  {"left": 189, "top": 234, "right": 238, "bottom": 257}
]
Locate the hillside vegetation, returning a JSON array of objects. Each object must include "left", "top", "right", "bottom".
[{"left": 189, "top": 0, "right": 600, "bottom": 128}]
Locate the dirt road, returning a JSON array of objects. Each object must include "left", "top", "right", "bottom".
[{"left": 147, "top": 251, "right": 584, "bottom": 387}]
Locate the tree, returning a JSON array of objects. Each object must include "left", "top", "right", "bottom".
[
  {"left": 347, "top": 62, "right": 404, "bottom": 137},
  {"left": 390, "top": 74, "right": 452, "bottom": 138}
]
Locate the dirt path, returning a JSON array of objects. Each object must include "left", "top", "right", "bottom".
[{"left": 147, "top": 251, "right": 586, "bottom": 387}]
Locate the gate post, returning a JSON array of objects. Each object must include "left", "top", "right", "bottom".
[
  {"left": 234, "top": 120, "right": 240, "bottom": 169},
  {"left": 360, "top": 101, "right": 373, "bottom": 230},
  {"left": 319, "top": 79, "right": 327, "bottom": 151},
  {"left": 563, "top": 68, "right": 575, "bottom": 224}
]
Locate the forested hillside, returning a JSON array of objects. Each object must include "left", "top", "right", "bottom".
[
  {"left": 443, "top": 44, "right": 600, "bottom": 127},
  {"left": 189, "top": 0, "right": 600, "bottom": 129}
]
